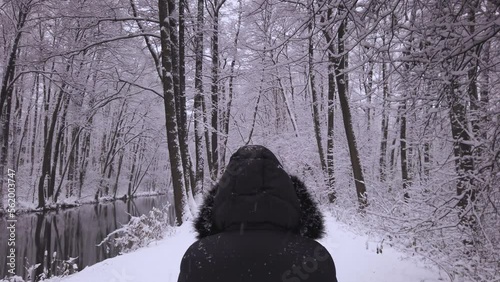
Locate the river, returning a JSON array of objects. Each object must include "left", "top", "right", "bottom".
[{"left": 0, "top": 195, "right": 174, "bottom": 281}]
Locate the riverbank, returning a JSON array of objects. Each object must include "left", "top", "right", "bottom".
[
  {"left": 42, "top": 212, "right": 449, "bottom": 282},
  {"left": 0, "top": 194, "right": 173, "bottom": 280}
]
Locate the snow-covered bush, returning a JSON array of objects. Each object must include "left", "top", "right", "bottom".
[{"left": 99, "top": 206, "right": 172, "bottom": 253}]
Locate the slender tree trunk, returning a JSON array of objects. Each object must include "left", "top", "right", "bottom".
[
  {"left": 246, "top": 53, "right": 266, "bottom": 145},
  {"left": 194, "top": 0, "right": 205, "bottom": 194},
  {"left": 379, "top": 61, "right": 389, "bottom": 182},
  {"left": 320, "top": 6, "right": 336, "bottom": 202},
  {"left": 335, "top": 12, "right": 367, "bottom": 209},
  {"left": 79, "top": 130, "right": 91, "bottom": 198},
  {"left": 307, "top": 29, "right": 326, "bottom": 179},
  {"left": 30, "top": 75, "right": 40, "bottom": 176},
  {"left": 37, "top": 84, "right": 66, "bottom": 208},
  {"left": 364, "top": 46, "right": 374, "bottom": 131},
  {"left": 423, "top": 141, "right": 431, "bottom": 181},
  {"left": 11, "top": 86, "right": 23, "bottom": 171},
  {"left": 128, "top": 142, "right": 139, "bottom": 197},
  {"left": 325, "top": 47, "right": 336, "bottom": 201},
  {"left": 67, "top": 127, "right": 79, "bottom": 196},
  {"left": 210, "top": 0, "right": 221, "bottom": 179},
  {"left": 56, "top": 125, "right": 85, "bottom": 200},
  {"left": 467, "top": 0, "right": 480, "bottom": 139},
  {"left": 159, "top": 0, "right": 187, "bottom": 225},
  {"left": 389, "top": 109, "right": 401, "bottom": 177},
  {"left": 17, "top": 87, "right": 31, "bottom": 168},
  {"left": 178, "top": 0, "right": 196, "bottom": 197},
  {"left": 168, "top": 0, "right": 193, "bottom": 199},
  {"left": 78, "top": 96, "right": 96, "bottom": 198},
  {"left": 274, "top": 67, "right": 299, "bottom": 138},
  {"left": 50, "top": 95, "right": 70, "bottom": 203},
  {"left": 203, "top": 96, "right": 213, "bottom": 175},
  {"left": 113, "top": 152, "right": 124, "bottom": 198},
  {"left": 480, "top": 41, "right": 490, "bottom": 140},
  {"left": 221, "top": 0, "right": 242, "bottom": 169},
  {"left": 96, "top": 102, "right": 125, "bottom": 200},
  {"left": 399, "top": 101, "right": 410, "bottom": 200}
]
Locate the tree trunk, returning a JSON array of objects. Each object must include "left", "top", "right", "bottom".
[
  {"left": 128, "top": 142, "right": 139, "bottom": 197},
  {"left": 210, "top": 0, "right": 221, "bottom": 180},
  {"left": 203, "top": 96, "right": 213, "bottom": 176},
  {"left": 335, "top": 13, "right": 367, "bottom": 209},
  {"left": 389, "top": 108, "right": 401, "bottom": 177},
  {"left": 399, "top": 100, "right": 410, "bottom": 200},
  {"left": 178, "top": 0, "right": 196, "bottom": 198},
  {"left": 37, "top": 84, "right": 66, "bottom": 208},
  {"left": 0, "top": 2, "right": 29, "bottom": 198},
  {"left": 168, "top": 0, "right": 193, "bottom": 199},
  {"left": 364, "top": 46, "right": 374, "bottom": 131},
  {"left": 308, "top": 18, "right": 328, "bottom": 181},
  {"left": 467, "top": 0, "right": 480, "bottom": 139},
  {"left": 448, "top": 81, "right": 475, "bottom": 210},
  {"left": 479, "top": 40, "right": 490, "bottom": 140},
  {"left": 159, "top": 0, "right": 187, "bottom": 225},
  {"left": 221, "top": 0, "right": 242, "bottom": 169},
  {"left": 50, "top": 94, "right": 70, "bottom": 203},
  {"left": 320, "top": 5, "right": 336, "bottom": 202},
  {"left": 379, "top": 61, "right": 389, "bottom": 182},
  {"left": 113, "top": 153, "right": 124, "bottom": 198},
  {"left": 194, "top": 0, "right": 205, "bottom": 194},
  {"left": 30, "top": 74, "right": 40, "bottom": 176}
]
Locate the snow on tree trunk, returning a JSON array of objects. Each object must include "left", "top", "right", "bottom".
[
  {"left": 158, "top": 0, "right": 187, "bottom": 225},
  {"left": 335, "top": 12, "right": 367, "bottom": 210}
]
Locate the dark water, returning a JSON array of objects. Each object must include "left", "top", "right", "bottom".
[{"left": 0, "top": 195, "right": 174, "bottom": 281}]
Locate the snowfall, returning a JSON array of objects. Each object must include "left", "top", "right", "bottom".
[{"left": 44, "top": 212, "right": 448, "bottom": 282}]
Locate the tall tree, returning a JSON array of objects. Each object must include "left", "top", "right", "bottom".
[
  {"left": 177, "top": 0, "right": 196, "bottom": 196},
  {"left": 209, "top": 0, "right": 227, "bottom": 179},
  {"left": 335, "top": 6, "right": 367, "bottom": 209},
  {"left": 158, "top": 0, "right": 187, "bottom": 225},
  {"left": 320, "top": 3, "right": 337, "bottom": 203},
  {"left": 0, "top": 0, "right": 31, "bottom": 201},
  {"left": 194, "top": 0, "right": 205, "bottom": 193},
  {"left": 379, "top": 59, "right": 389, "bottom": 182},
  {"left": 221, "top": 0, "right": 243, "bottom": 169}
]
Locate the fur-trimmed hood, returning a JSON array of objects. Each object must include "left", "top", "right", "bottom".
[{"left": 193, "top": 145, "right": 325, "bottom": 240}]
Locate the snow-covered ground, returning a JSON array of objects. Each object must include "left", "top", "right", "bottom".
[{"left": 46, "top": 213, "right": 447, "bottom": 282}]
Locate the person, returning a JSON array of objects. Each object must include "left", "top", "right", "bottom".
[{"left": 177, "top": 145, "right": 338, "bottom": 282}]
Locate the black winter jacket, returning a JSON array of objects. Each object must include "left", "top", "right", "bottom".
[{"left": 177, "top": 145, "right": 338, "bottom": 282}]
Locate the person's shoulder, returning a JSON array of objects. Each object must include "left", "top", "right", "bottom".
[
  {"left": 181, "top": 234, "right": 220, "bottom": 259},
  {"left": 290, "top": 235, "right": 333, "bottom": 258},
  {"left": 281, "top": 235, "right": 338, "bottom": 282}
]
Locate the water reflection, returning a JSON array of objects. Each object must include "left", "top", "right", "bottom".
[{"left": 0, "top": 195, "right": 174, "bottom": 281}]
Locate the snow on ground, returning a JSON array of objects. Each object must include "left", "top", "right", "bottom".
[{"left": 46, "top": 213, "right": 447, "bottom": 282}]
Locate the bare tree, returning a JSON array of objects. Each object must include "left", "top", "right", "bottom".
[{"left": 158, "top": 0, "right": 187, "bottom": 225}]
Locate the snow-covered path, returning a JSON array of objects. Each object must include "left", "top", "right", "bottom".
[{"left": 47, "top": 214, "right": 447, "bottom": 282}]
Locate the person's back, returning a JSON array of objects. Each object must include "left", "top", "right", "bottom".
[{"left": 177, "top": 145, "right": 338, "bottom": 282}]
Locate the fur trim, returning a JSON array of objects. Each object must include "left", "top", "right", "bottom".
[
  {"left": 290, "top": 175, "right": 325, "bottom": 239},
  {"left": 193, "top": 185, "right": 220, "bottom": 239},
  {"left": 193, "top": 175, "right": 325, "bottom": 240}
]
